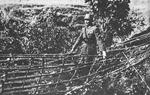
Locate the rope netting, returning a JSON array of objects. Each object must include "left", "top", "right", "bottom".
[{"left": 1, "top": 33, "right": 150, "bottom": 94}]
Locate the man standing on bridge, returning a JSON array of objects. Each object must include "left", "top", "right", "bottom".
[{"left": 68, "top": 13, "right": 106, "bottom": 76}]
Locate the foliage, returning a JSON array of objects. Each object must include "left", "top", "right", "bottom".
[
  {"left": 0, "top": 5, "right": 87, "bottom": 54},
  {"left": 84, "top": 0, "right": 146, "bottom": 47},
  {"left": 0, "top": 3, "right": 150, "bottom": 95}
]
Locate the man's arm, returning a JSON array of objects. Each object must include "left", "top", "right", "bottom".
[
  {"left": 70, "top": 31, "right": 83, "bottom": 53},
  {"left": 94, "top": 27, "right": 106, "bottom": 58}
]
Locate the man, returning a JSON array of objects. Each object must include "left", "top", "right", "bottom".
[
  {"left": 69, "top": 13, "right": 106, "bottom": 61},
  {"left": 68, "top": 13, "right": 106, "bottom": 78}
]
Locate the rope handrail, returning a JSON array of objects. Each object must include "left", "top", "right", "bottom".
[
  {"left": 2, "top": 52, "right": 147, "bottom": 94},
  {"left": 0, "top": 57, "right": 122, "bottom": 72},
  {"left": 108, "top": 40, "right": 150, "bottom": 52},
  {"left": 0, "top": 54, "right": 65, "bottom": 58},
  {"left": 2, "top": 57, "right": 125, "bottom": 93},
  {"left": 4, "top": 63, "right": 93, "bottom": 82},
  {"left": 1, "top": 57, "right": 148, "bottom": 94},
  {"left": 115, "top": 31, "right": 150, "bottom": 46},
  {"left": 2, "top": 55, "right": 131, "bottom": 87}
]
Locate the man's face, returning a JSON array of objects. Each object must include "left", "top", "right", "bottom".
[{"left": 84, "top": 19, "right": 90, "bottom": 26}]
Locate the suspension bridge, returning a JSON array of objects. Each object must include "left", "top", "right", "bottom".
[{"left": 0, "top": 29, "right": 150, "bottom": 95}]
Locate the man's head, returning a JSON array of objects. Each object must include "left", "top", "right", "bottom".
[{"left": 84, "top": 13, "right": 93, "bottom": 26}]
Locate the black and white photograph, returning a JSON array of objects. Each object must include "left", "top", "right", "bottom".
[{"left": 0, "top": 0, "right": 150, "bottom": 95}]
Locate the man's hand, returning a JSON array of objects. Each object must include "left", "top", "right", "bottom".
[{"left": 102, "top": 51, "right": 107, "bottom": 59}]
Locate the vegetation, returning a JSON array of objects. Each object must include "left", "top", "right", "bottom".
[{"left": 0, "top": 1, "right": 150, "bottom": 95}]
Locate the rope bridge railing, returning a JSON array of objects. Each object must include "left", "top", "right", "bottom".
[
  {"left": 0, "top": 54, "right": 102, "bottom": 94},
  {"left": 1, "top": 35, "right": 150, "bottom": 95},
  {"left": 0, "top": 52, "right": 125, "bottom": 94}
]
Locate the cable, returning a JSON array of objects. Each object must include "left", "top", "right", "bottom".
[{"left": 122, "top": 52, "right": 150, "bottom": 92}]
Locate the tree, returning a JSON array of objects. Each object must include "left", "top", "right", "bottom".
[{"left": 85, "top": 0, "right": 131, "bottom": 47}]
